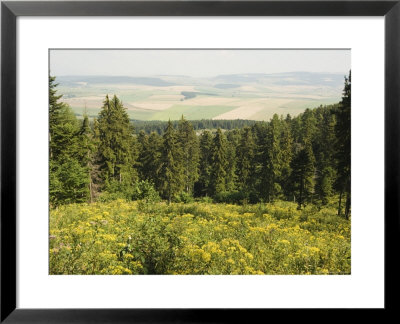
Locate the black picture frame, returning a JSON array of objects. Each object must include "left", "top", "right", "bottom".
[{"left": 1, "top": 0, "right": 399, "bottom": 322}]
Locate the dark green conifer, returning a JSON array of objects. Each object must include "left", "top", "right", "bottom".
[
  {"left": 236, "top": 127, "right": 256, "bottom": 192},
  {"left": 290, "top": 142, "right": 315, "bottom": 209},
  {"left": 177, "top": 116, "right": 199, "bottom": 195},
  {"left": 159, "top": 120, "right": 184, "bottom": 203},
  {"left": 195, "top": 130, "right": 213, "bottom": 196},
  {"left": 210, "top": 129, "right": 228, "bottom": 195},
  {"left": 335, "top": 71, "right": 351, "bottom": 218},
  {"left": 49, "top": 76, "right": 90, "bottom": 205},
  {"left": 97, "top": 95, "right": 136, "bottom": 186}
]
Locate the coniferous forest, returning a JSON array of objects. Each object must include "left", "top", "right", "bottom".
[{"left": 49, "top": 73, "right": 351, "bottom": 275}]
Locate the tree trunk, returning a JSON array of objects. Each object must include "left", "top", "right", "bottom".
[
  {"left": 345, "top": 191, "right": 351, "bottom": 220},
  {"left": 338, "top": 190, "right": 343, "bottom": 216},
  {"left": 88, "top": 153, "right": 93, "bottom": 203},
  {"left": 49, "top": 133, "right": 52, "bottom": 158},
  {"left": 298, "top": 177, "right": 304, "bottom": 210},
  {"left": 89, "top": 180, "right": 93, "bottom": 204}
]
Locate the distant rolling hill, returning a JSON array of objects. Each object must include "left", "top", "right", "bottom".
[
  {"left": 213, "top": 72, "right": 345, "bottom": 87},
  {"left": 57, "top": 75, "right": 176, "bottom": 87}
]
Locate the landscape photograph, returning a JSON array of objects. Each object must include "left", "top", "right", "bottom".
[{"left": 49, "top": 49, "right": 351, "bottom": 275}]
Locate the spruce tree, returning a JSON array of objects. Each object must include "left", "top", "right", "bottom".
[
  {"left": 335, "top": 72, "right": 351, "bottom": 218},
  {"left": 49, "top": 76, "right": 81, "bottom": 161},
  {"left": 290, "top": 142, "right": 315, "bottom": 209},
  {"left": 236, "top": 127, "right": 256, "bottom": 192},
  {"left": 138, "top": 131, "right": 162, "bottom": 189},
  {"left": 137, "top": 130, "right": 149, "bottom": 180},
  {"left": 88, "top": 118, "right": 103, "bottom": 201},
  {"left": 78, "top": 114, "right": 96, "bottom": 202},
  {"left": 314, "top": 108, "right": 337, "bottom": 205},
  {"left": 300, "top": 108, "right": 317, "bottom": 146},
  {"left": 225, "top": 130, "right": 239, "bottom": 192},
  {"left": 147, "top": 132, "right": 163, "bottom": 189},
  {"left": 280, "top": 115, "right": 294, "bottom": 199},
  {"left": 264, "top": 114, "right": 284, "bottom": 202},
  {"left": 195, "top": 130, "right": 213, "bottom": 197},
  {"left": 210, "top": 129, "right": 228, "bottom": 196},
  {"left": 177, "top": 116, "right": 199, "bottom": 195},
  {"left": 49, "top": 76, "right": 90, "bottom": 205},
  {"left": 97, "top": 95, "right": 136, "bottom": 187},
  {"left": 158, "top": 120, "right": 184, "bottom": 203},
  {"left": 253, "top": 122, "right": 269, "bottom": 200}
]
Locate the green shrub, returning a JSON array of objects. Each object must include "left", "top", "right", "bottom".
[
  {"left": 214, "top": 191, "right": 246, "bottom": 204},
  {"left": 174, "top": 192, "right": 194, "bottom": 204},
  {"left": 132, "top": 180, "right": 160, "bottom": 203}
]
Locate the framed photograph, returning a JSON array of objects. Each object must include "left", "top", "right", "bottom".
[{"left": 1, "top": 0, "right": 399, "bottom": 321}]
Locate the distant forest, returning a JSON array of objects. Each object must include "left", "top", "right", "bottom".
[
  {"left": 130, "top": 119, "right": 258, "bottom": 135},
  {"left": 75, "top": 112, "right": 258, "bottom": 134},
  {"left": 49, "top": 72, "right": 351, "bottom": 218}
]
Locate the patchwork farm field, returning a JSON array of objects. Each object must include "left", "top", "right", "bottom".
[
  {"left": 57, "top": 72, "right": 343, "bottom": 121},
  {"left": 49, "top": 200, "right": 351, "bottom": 275}
]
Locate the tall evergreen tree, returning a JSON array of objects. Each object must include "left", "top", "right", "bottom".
[
  {"left": 253, "top": 122, "right": 269, "bottom": 200},
  {"left": 195, "top": 130, "right": 213, "bottom": 197},
  {"left": 300, "top": 108, "right": 317, "bottom": 146},
  {"left": 177, "top": 116, "right": 199, "bottom": 195},
  {"left": 280, "top": 115, "right": 294, "bottom": 199},
  {"left": 97, "top": 95, "right": 136, "bottom": 186},
  {"left": 88, "top": 117, "right": 103, "bottom": 201},
  {"left": 210, "top": 129, "right": 228, "bottom": 195},
  {"left": 335, "top": 72, "right": 351, "bottom": 218},
  {"left": 290, "top": 142, "right": 315, "bottom": 209},
  {"left": 49, "top": 76, "right": 90, "bottom": 205},
  {"left": 147, "top": 132, "right": 163, "bottom": 189},
  {"left": 158, "top": 120, "right": 184, "bottom": 203},
  {"left": 49, "top": 76, "right": 81, "bottom": 161},
  {"left": 137, "top": 131, "right": 150, "bottom": 181},
  {"left": 290, "top": 115, "right": 302, "bottom": 144},
  {"left": 236, "top": 127, "right": 256, "bottom": 192},
  {"left": 225, "top": 130, "right": 239, "bottom": 192},
  {"left": 77, "top": 114, "right": 96, "bottom": 202},
  {"left": 264, "top": 114, "right": 284, "bottom": 202},
  {"left": 314, "top": 108, "right": 337, "bottom": 204},
  {"left": 137, "top": 131, "right": 162, "bottom": 188}
]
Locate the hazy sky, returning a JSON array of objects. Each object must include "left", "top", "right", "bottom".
[{"left": 50, "top": 49, "right": 350, "bottom": 77}]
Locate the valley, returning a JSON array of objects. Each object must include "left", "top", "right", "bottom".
[{"left": 56, "top": 72, "right": 345, "bottom": 121}]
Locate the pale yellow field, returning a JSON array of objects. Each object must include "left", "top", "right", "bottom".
[
  {"left": 148, "top": 94, "right": 185, "bottom": 101},
  {"left": 159, "top": 85, "right": 197, "bottom": 92},
  {"left": 61, "top": 97, "right": 106, "bottom": 109},
  {"left": 213, "top": 98, "right": 292, "bottom": 120},
  {"left": 128, "top": 102, "right": 174, "bottom": 111},
  {"left": 184, "top": 97, "right": 241, "bottom": 106},
  {"left": 240, "top": 85, "right": 261, "bottom": 92}
]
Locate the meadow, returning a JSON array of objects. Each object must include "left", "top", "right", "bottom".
[{"left": 49, "top": 200, "right": 351, "bottom": 275}]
